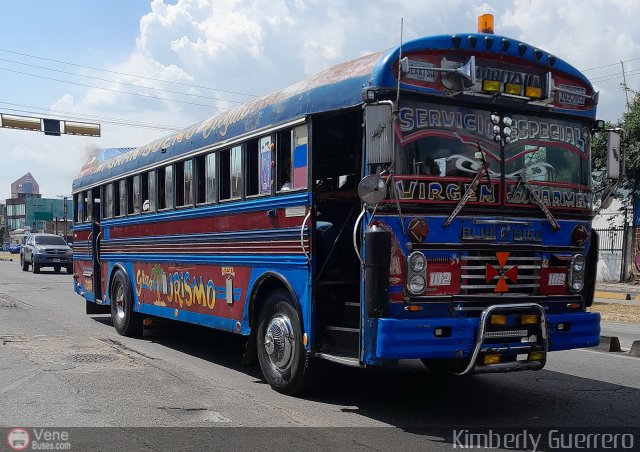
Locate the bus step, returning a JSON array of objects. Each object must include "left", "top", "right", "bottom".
[
  {"left": 314, "top": 352, "right": 360, "bottom": 367},
  {"left": 321, "top": 326, "right": 359, "bottom": 357}
]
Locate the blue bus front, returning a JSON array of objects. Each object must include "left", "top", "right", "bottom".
[{"left": 357, "top": 41, "right": 602, "bottom": 373}]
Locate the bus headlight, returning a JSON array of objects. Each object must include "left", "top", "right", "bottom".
[
  {"left": 408, "top": 275, "right": 426, "bottom": 295},
  {"left": 408, "top": 252, "right": 427, "bottom": 272},
  {"left": 572, "top": 254, "right": 585, "bottom": 273},
  {"left": 569, "top": 254, "right": 586, "bottom": 293},
  {"left": 570, "top": 273, "right": 584, "bottom": 292}
]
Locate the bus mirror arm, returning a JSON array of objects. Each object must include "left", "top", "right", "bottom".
[
  {"left": 301, "top": 211, "right": 311, "bottom": 263},
  {"left": 96, "top": 231, "right": 102, "bottom": 264},
  {"left": 353, "top": 207, "right": 366, "bottom": 267}
]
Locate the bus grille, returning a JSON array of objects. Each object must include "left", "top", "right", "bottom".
[{"left": 460, "top": 250, "right": 541, "bottom": 295}]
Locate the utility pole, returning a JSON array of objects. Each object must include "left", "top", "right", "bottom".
[
  {"left": 621, "top": 61, "right": 631, "bottom": 113},
  {"left": 57, "top": 195, "right": 70, "bottom": 241}
]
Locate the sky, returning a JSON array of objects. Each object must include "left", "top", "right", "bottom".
[{"left": 0, "top": 0, "right": 639, "bottom": 201}]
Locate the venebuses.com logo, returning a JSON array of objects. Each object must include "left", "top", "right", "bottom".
[
  {"left": 6, "top": 428, "right": 71, "bottom": 450},
  {"left": 6, "top": 428, "right": 30, "bottom": 451}
]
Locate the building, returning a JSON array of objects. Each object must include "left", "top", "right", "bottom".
[{"left": 5, "top": 173, "right": 72, "bottom": 241}]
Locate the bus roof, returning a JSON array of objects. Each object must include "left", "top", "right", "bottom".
[{"left": 73, "top": 32, "right": 595, "bottom": 193}]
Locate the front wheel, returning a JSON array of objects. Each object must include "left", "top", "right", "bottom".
[
  {"left": 110, "top": 270, "right": 142, "bottom": 337},
  {"left": 256, "top": 289, "right": 310, "bottom": 395},
  {"left": 54, "top": 265, "right": 61, "bottom": 273},
  {"left": 21, "top": 256, "right": 28, "bottom": 271},
  {"left": 32, "top": 262, "right": 40, "bottom": 274}
]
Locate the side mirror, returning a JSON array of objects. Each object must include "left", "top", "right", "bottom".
[
  {"left": 358, "top": 174, "right": 387, "bottom": 205},
  {"left": 364, "top": 102, "right": 394, "bottom": 166},
  {"left": 606, "top": 129, "right": 622, "bottom": 180}
]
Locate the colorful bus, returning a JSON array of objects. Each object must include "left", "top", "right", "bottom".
[{"left": 72, "top": 16, "right": 619, "bottom": 394}]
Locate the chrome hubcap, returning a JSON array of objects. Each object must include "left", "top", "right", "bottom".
[
  {"left": 264, "top": 314, "right": 294, "bottom": 371},
  {"left": 114, "top": 284, "right": 125, "bottom": 321}
]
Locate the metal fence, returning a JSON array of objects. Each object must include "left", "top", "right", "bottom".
[{"left": 594, "top": 227, "right": 625, "bottom": 253}]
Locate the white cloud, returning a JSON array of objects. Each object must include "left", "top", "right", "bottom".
[{"left": 1, "top": 0, "right": 638, "bottom": 202}]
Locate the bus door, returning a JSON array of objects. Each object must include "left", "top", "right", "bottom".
[{"left": 87, "top": 187, "right": 103, "bottom": 303}]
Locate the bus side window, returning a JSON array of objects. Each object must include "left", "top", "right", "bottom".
[
  {"left": 176, "top": 159, "right": 193, "bottom": 207},
  {"left": 246, "top": 138, "right": 267, "bottom": 197},
  {"left": 132, "top": 175, "right": 141, "bottom": 214},
  {"left": 118, "top": 179, "right": 127, "bottom": 217},
  {"left": 158, "top": 165, "right": 174, "bottom": 210},
  {"left": 196, "top": 152, "right": 217, "bottom": 204},
  {"left": 220, "top": 145, "right": 242, "bottom": 201},
  {"left": 147, "top": 170, "right": 157, "bottom": 212},
  {"left": 75, "top": 193, "right": 83, "bottom": 223},
  {"left": 103, "top": 183, "right": 114, "bottom": 219},
  {"left": 276, "top": 128, "right": 294, "bottom": 191},
  {"left": 126, "top": 177, "right": 135, "bottom": 215},
  {"left": 85, "top": 191, "right": 92, "bottom": 223},
  {"left": 291, "top": 124, "right": 308, "bottom": 190}
]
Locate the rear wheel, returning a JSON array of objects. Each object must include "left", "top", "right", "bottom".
[
  {"left": 256, "top": 289, "right": 310, "bottom": 395},
  {"left": 110, "top": 270, "right": 142, "bottom": 337},
  {"left": 21, "top": 256, "right": 28, "bottom": 271}
]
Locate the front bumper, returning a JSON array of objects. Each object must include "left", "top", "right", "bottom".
[
  {"left": 33, "top": 255, "right": 72, "bottom": 265},
  {"left": 374, "top": 311, "right": 600, "bottom": 360}
]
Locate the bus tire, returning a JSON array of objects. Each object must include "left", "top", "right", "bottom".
[
  {"left": 421, "top": 358, "right": 470, "bottom": 375},
  {"left": 256, "top": 289, "right": 310, "bottom": 395},
  {"left": 110, "top": 270, "right": 142, "bottom": 337}
]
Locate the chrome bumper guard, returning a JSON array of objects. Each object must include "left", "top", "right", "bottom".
[{"left": 457, "top": 303, "right": 548, "bottom": 376}]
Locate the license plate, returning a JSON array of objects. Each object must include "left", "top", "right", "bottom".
[{"left": 53, "top": 259, "right": 61, "bottom": 262}]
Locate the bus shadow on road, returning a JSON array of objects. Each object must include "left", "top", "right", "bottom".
[{"left": 86, "top": 315, "right": 640, "bottom": 429}]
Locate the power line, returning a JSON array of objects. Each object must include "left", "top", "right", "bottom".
[
  {"left": 0, "top": 48, "right": 258, "bottom": 98},
  {"left": 582, "top": 56, "right": 640, "bottom": 72},
  {"left": 0, "top": 66, "right": 234, "bottom": 110},
  {"left": 0, "top": 101, "right": 184, "bottom": 131},
  {"left": 0, "top": 57, "right": 247, "bottom": 104}
]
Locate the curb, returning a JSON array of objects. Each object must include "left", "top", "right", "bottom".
[
  {"left": 597, "top": 335, "right": 622, "bottom": 352},
  {"left": 594, "top": 290, "right": 632, "bottom": 301}
]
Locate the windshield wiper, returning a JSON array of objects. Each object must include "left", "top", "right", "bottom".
[
  {"left": 444, "top": 144, "right": 491, "bottom": 227},
  {"left": 516, "top": 170, "right": 560, "bottom": 231}
]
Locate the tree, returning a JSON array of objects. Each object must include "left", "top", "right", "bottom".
[{"left": 592, "top": 92, "right": 640, "bottom": 206}]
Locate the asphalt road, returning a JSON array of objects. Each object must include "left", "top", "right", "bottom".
[{"left": 1, "top": 260, "right": 639, "bottom": 450}]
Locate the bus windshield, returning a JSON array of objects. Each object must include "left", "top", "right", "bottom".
[
  {"left": 505, "top": 115, "right": 591, "bottom": 186},
  {"left": 396, "top": 102, "right": 591, "bottom": 188}
]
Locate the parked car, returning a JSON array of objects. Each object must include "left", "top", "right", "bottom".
[
  {"left": 8, "top": 243, "right": 21, "bottom": 254},
  {"left": 20, "top": 234, "right": 73, "bottom": 273}
]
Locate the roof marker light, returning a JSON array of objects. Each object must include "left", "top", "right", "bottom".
[
  {"left": 468, "top": 35, "right": 478, "bottom": 48},
  {"left": 548, "top": 55, "right": 557, "bottom": 66},
  {"left": 484, "top": 36, "right": 494, "bottom": 49},
  {"left": 518, "top": 43, "right": 527, "bottom": 56},
  {"left": 451, "top": 35, "right": 462, "bottom": 49},
  {"left": 501, "top": 39, "right": 511, "bottom": 52},
  {"left": 533, "top": 49, "right": 543, "bottom": 61}
]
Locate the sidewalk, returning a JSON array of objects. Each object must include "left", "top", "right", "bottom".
[{"left": 595, "top": 281, "right": 640, "bottom": 302}]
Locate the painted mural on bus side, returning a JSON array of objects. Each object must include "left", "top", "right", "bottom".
[{"left": 133, "top": 263, "right": 249, "bottom": 319}]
